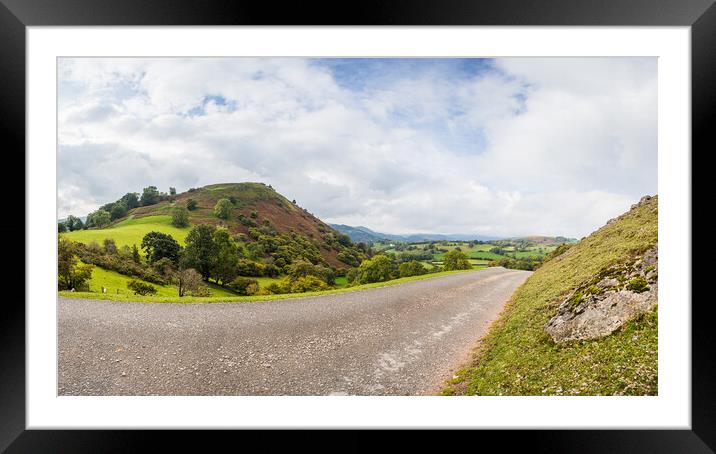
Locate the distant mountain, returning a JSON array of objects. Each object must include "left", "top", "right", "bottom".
[
  {"left": 58, "top": 216, "right": 87, "bottom": 224},
  {"left": 330, "top": 224, "right": 503, "bottom": 243},
  {"left": 328, "top": 225, "right": 388, "bottom": 243},
  {"left": 511, "top": 235, "right": 578, "bottom": 245}
]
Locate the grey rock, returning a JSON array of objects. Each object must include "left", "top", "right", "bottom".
[
  {"left": 545, "top": 245, "right": 658, "bottom": 343},
  {"left": 545, "top": 288, "right": 656, "bottom": 343}
]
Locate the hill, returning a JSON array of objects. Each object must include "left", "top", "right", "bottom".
[
  {"left": 444, "top": 195, "right": 658, "bottom": 396},
  {"left": 64, "top": 183, "right": 367, "bottom": 270},
  {"left": 330, "top": 224, "right": 503, "bottom": 243},
  {"left": 511, "top": 235, "right": 578, "bottom": 245},
  {"left": 328, "top": 224, "right": 389, "bottom": 243}
]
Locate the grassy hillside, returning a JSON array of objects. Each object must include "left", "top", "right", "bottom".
[
  {"left": 89, "top": 183, "right": 358, "bottom": 269},
  {"left": 59, "top": 182, "right": 377, "bottom": 300},
  {"left": 62, "top": 215, "right": 190, "bottom": 254},
  {"left": 444, "top": 196, "right": 658, "bottom": 396}
]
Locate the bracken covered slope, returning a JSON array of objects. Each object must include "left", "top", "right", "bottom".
[{"left": 126, "top": 182, "right": 359, "bottom": 268}]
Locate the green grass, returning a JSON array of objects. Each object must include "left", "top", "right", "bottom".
[
  {"left": 59, "top": 268, "right": 483, "bottom": 303},
  {"left": 85, "top": 266, "right": 178, "bottom": 297},
  {"left": 334, "top": 276, "right": 348, "bottom": 287},
  {"left": 83, "top": 264, "right": 238, "bottom": 298},
  {"left": 62, "top": 215, "right": 191, "bottom": 253},
  {"left": 443, "top": 196, "right": 658, "bottom": 396}
]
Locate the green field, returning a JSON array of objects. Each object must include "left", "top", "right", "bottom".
[
  {"left": 443, "top": 196, "right": 658, "bottom": 396},
  {"left": 62, "top": 215, "right": 190, "bottom": 253}
]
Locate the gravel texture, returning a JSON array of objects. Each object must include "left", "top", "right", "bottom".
[{"left": 58, "top": 267, "right": 530, "bottom": 396}]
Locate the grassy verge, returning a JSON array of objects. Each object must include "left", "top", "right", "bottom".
[
  {"left": 442, "top": 196, "right": 658, "bottom": 396},
  {"left": 58, "top": 268, "right": 482, "bottom": 303}
]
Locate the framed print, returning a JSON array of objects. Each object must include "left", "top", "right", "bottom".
[{"left": 3, "top": 0, "right": 712, "bottom": 450}]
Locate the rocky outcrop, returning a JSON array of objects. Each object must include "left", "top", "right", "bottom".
[{"left": 544, "top": 245, "right": 658, "bottom": 343}]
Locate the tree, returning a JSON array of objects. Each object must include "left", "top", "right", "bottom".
[
  {"left": 140, "top": 186, "right": 160, "bottom": 206},
  {"left": 141, "top": 231, "right": 181, "bottom": 264},
  {"left": 120, "top": 192, "right": 140, "bottom": 209},
  {"left": 356, "top": 255, "right": 396, "bottom": 284},
  {"left": 169, "top": 187, "right": 176, "bottom": 196},
  {"left": 443, "top": 250, "right": 472, "bottom": 271},
  {"left": 110, "top": 202, "right": 128, "bottom": 220},
  {"left": 175, "top": 268, "right": 205, "bottom": 297},
  {"left": 181, "top": 224, "right": 217, "bottom": 279},
  {"left": 171, "top": 206, "right": 190, "bottom": 228},
  {"left": 57, "top": 237, "right": 93, "bottom": 290},
  {"left": 86, "top": 209, "right": 111, "bottom": 228},
  {"left": 186, "top": 199, "right": 198, "bottom": 211},
  {"left": 58, "top": 222, "right": 67, "bottom": 233},
  {"left": 65, "top": 215, "right": 83, "bottom": 231},
  {"left": 131, "top": 244, "right": 141, "bottom": 264},
  {"left": 211, "top": 228, "right": 240, "bottom": 285},
  {"left": 336, "top": 233, "right": 352, "bottom": 247},
  {"left": 214, "top": 198, "right": 233, "bottom": 219}
]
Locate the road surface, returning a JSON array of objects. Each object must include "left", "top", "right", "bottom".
[{"left": 58, "top": 267, "right": 531, "bottom": 396}]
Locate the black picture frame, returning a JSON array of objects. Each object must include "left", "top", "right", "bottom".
[{"left": 3, "top": 0, "right": 709, "bottom": 450}]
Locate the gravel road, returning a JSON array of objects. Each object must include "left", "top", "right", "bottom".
[{"left": 58, "top": 267, "right": 530, "bottom": 396}]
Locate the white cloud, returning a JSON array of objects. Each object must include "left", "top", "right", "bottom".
[{"left": 58, "top": 57, "right": 657, "bottom": 237}]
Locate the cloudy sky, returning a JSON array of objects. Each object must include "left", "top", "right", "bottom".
[{"left": 58, "top": 57, "right": 657, "bottom": 238}]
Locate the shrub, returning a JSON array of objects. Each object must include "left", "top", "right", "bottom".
[
  {"left": 186, "top": 199, "right": 198, "bottom": 211},
  {"left": 236, "top": 259, "right": 266, "bottom": 277},
  {"left": 336, "top": 251, "right": 360, "bottom": 266},
  {"left": 286, "top": 260, "right": 334, "bottom": 284},
  {"left": 74, "top": 241, "right": 166, "bottom": 285},
  {"left": 229, "top": 277, "right": 260, "bottom": 295},
  {"left": 443, "top": 250, "right": 472, "bottom": 271},
  {"left": 289, "top": 275, "right": 329, "bottom": 293},
  {"left": 214, "top": 198, "right": 233, "bottom": 220},
  {"left": 356, "top": 255, "right": 396, "bottom": 284},
  {"left": 127, "top": 280, "right": 158, "bottom": 296},
  {"left": 103, "top": 238, "right": 118, "bottom": 254},
  {"left": 171, "top": 206, "right": 190, "bottom": 227},
  {"left": 398, "top": 260, "right": 427, "bottom": 278},
  {"left": 153, "top": 257, "right": 176, "bottom": 279}
]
